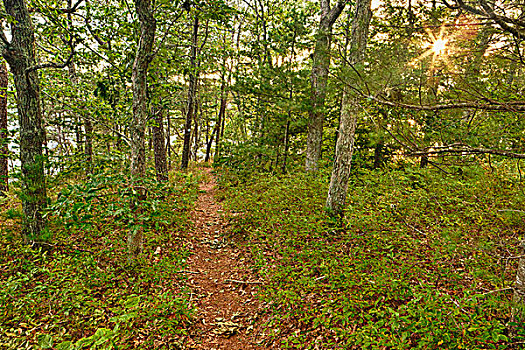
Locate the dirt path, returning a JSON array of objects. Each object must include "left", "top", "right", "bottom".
[{"left": 184, "top": 167, "right": 266, "bottom": 349}]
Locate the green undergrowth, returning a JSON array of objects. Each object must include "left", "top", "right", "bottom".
[
  {"left": 0, "top": 170, "right": 200, "bottom": 349},
  {"left": 218, "top": 163, "right": 525, "bottom": 349}
]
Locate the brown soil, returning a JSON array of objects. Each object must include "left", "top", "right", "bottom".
[{"left": 184, "top": 167, "right": 269, "bottom": 350}]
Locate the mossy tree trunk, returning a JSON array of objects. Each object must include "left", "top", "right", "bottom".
[
  {"left": 131, "top": 0, "right": 156, "bottom": 178},
  {"left": 305, "top": 0, "right": 346, "bottom": 173},
  {"left": 181, "top": 13, "right": 200, "bottom": 170},
  {"left": 0, "top": 60, "right": 7, "bottom": 196},
  {"left": 2, "top": 0, "right": 47, "bottom": 241},
  {"left": 152, "top": 107, "right": 168, "bottom": 182},
  {"left": 325, "top": 0, "right": 372, "bottom": 215},
  {"left": 129, "top": 0, "right": 156, "bottom": 261}
]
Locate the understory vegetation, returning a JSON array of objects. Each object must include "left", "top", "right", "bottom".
[
  {"left": 219, "top": 161, "right": 525, "bottom": 349},
  {"left": 0, "top": 170, "right": 199, "bottom": 349}
]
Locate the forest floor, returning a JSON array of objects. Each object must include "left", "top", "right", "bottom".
[{"left": 184, "top": 167, "right": 269, "bottom": 349}]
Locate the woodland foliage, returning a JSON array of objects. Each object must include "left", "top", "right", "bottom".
[{"left": 0, "top": 0, "right": 525, "bottom": 348}]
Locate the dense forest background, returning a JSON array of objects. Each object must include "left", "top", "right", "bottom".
[{"left": 1, "top": 0, "right": 525, "bottom": 348}]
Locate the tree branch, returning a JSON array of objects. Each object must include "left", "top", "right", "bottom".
[
  {"left": 364, "top": 94, "right": 525, "bottom": 112},
  {"left": 408, "top": 143, "right": 525, "bottom": 160}
]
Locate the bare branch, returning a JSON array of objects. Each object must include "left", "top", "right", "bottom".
[
  {"left": 408, "top": 143, "right": 525, "bottom": 160},
  {"left": 364, "top": 94, "right": 525, "bottom": 112}
]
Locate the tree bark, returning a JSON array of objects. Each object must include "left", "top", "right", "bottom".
[
  {"left": 129, "top": 0, "right": 156, "bottom": 261},
  {"left": 204, "top": 126, "right": 216, "bottom": 162},
  {"left": 282, "top": 119, "right": 290, "bottom": 174},
  {"left": 0, "top": 60, "right": 7, "bottom": 196},
  {"left": 152, "top": 107, "right": 168, "bottom": 181},
  {"left": 305, "top": 0, "right": 346, "bottom": 173},
  {"left": 131, "top": 0, "right": 156, "bottom": 178},
  {"left": 181, "top": 13, "right": 199, "bottom": 170},
  {"left": 167, "top": 110, "right": 172, "bottom": 169},
  {"left": 213, "top": 75, "right": 227, "bottom": 161},
  {"left": 2, "top": 0, "right": 47, "bottom": 241},
  {"left": 326, "top": 0, "right": 372, "bottom": 215},
  {"left": 192, "top": 98, "right": 200, "bottom": 161},
  {"left": 512, "top": 239, "right": 525, "bottom": 326}
]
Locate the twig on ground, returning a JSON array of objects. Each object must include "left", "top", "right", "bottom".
[
  {"left": 475, "top": 287, "right": 513, "bottom": 296},
  {"left": 178, "top": 270, "right": 200, "bottom": 274},
  {"left": 225, "top": 279, "right": 263, "bottom": 285}
]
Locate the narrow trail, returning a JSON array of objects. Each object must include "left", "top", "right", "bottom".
[{"left": 185, "top": 167, "right": 266, "bottom": 350}]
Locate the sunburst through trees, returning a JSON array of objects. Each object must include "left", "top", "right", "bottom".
[{"left": 409, "top": 18, "right": 480, "bottom": 73}]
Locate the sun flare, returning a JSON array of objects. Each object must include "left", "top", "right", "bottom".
[
  {"left": 409, "top": 23, "right": 457, "bottom": 72},
  {"left": 432, "top": 38, "right": 448, "bottom": 55}
]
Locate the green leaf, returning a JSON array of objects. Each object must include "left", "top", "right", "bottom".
[
  {"left": 75, "top": 336, "right": 94, "bottom": 348},
  {"left": 109, "top": 312, "right": 136, "bottom": 322},
  {"left": 38, "top": 334, "right": 53, "bottom": 349},
  {"left": 55, "top": 341, "right": 73, "bottom": 350},
  {"left": 124, "top": 294, "right": 140, "bottom": 308},
  {"left": 93, "top": 328, "right": 113, "bottom": 345}
]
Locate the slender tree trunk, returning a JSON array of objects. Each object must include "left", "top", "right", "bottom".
[
  {"left": 167, "top": 111, "right": 172, "bottom": 169},
  {"left": 153, "top": 108, "right": 168, "bottom": 181},
  {"left": 3, "top": 0, "right": 47, "bottom": 241},
  {"left": 326, "top": 0, "right": 372, "bottom": 215},
  {"left": 129, "top": 0, "right": 156, "bottom": 261},
  {"left": 84, "top": 115, "right": 93, "bottom": 172},
  {"left": 181, "top": 13, "right": 199, "bottom": 170},
  {"left": 282, "top": 119, "right": 291, "bottom": 174},
  {"left": 373, "top": 141, "right": 384, "bottom": 169},
  {"left": 0, "top": 61, "right": 7, "bottom": 196},
  {"left": 512, "top": 239, "right": 525, "bottom": 327},
  {"left": 192, "top": 99, "right": 200, "bottom": 161},
  {"left": 305, "top": 0, "right": 346, "bottom": 173},
  {"left": 214, "top": 76, "right": 227, "bottom": 161},
  {"left": 205, "top": 126, "right": 216, "bottom": 162},
  {"left": 131, "top": 0, "right": 156, "bottom": 178}
]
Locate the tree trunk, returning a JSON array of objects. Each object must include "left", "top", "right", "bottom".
[
  {"left": 282, "top": 119, "right": 290, "bottom": 174},
  {"left": 512, "top": 239, "right": 525, "bottom": 326},
  {"left": 326, "top": 0, "right": 372, "bottom": 215},
  {"left": 214, "top": 76, "right": 227, "bottom": 161},
  {"left": 153, "top": 108, "right": 168, "bottom": 181},
  {"left": 373, "top": 141, "right": 384, "bottom": 169},
  {"left": 0, "top": 60, "right": 7, "bottom": 196},
  {"left": 2, "top": 0, "right": 47, "bottom": 241},
  {"left": 167, "top": 110, "right": 172, "bottom": 170},
  {"left": 131, "top": 0, "right": 156, "bottom": 178},
  {"left": 305, "top": 0, "right": 346, "bottom": 173},
  {"left": 84, "top": 114, "right": 93, "bottom": 172},
  {"left": 181, "top": 13, "right": 199, "bottom": 170},
  {"left": 129, "top": 0, "right": 156, "bottom": 261},
  {"left": 192, "top": 98, "right": 200, "bottom": 161},
  {"left": 205, "top": 126, "right": 216, "bottom": 162}
]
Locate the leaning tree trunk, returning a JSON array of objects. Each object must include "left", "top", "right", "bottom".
[
  {"left": 326, "top": 0, "right": 372, "bottom": 215},
  {"left": 181, "top": 13, "right": 199, "bottom": 170},
  {"left": 2, "top": 0, "right": 47, "bottom": 241},
  {"left": 152, "top": 107, "right": 168, "bottom": 181},
  {"left": 129, "top": 0, "right": 156, "bottom": 261},
  {"left": 0, "top": 60, "right": 7, "bottom": 196},
  {"left": 305, "top": 0, "right": 346, "bottom": 173}
]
